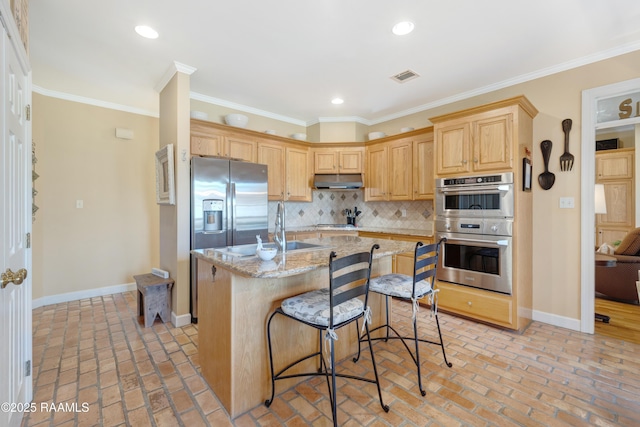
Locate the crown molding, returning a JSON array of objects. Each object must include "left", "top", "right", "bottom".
[
  {"left": 32, "top": 85, "right": 159, "bottom": 117},
  {"left": 190, "top": 92, "right": 308, "bottom": 127},
  {"left": 154, "top": 61, "right": 197, "bottom": 93},
  {"left": 367, "top": 40, "right": 640, "bottom": 125}
]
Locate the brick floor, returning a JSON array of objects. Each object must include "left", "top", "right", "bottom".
[{"left": 21, "top": 291, "right": 640, "bottom": 426}]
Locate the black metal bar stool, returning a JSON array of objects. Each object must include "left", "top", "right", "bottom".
[
  {"left": 356, "top": 238, "right": 451, "bottom": 396},
  {"left": 265, "top": 244, "right": 388, "bottom": 426}
]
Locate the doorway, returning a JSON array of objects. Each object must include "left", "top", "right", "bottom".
[{"left": 581, "top": 77, "right": 640, "bottom": 334}]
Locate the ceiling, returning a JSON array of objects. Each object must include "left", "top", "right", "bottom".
[{"left": 29, "top": 0, "right": 640, "bottom": 125}]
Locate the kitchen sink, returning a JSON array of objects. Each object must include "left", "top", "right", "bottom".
[{"left": 213, "top": 241, "right": 329, "bottom": 257}]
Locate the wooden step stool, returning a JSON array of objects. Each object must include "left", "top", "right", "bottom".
[{"left": 134, "top": 273, "right": 175, "bottom": 327}]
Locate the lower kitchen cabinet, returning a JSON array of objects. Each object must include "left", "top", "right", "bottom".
[
  {"left": 289, "top": 231, "right": 319, "bottom": 240},
  {"left": 436, "top": 281, "right": 513, "bottom": 328},
  {"left": 358, "top": 232, "right": 432, "bottom": 275}
]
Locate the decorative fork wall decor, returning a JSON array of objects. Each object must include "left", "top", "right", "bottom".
[{"left": 560, "top": 118, "right": 574, "bottom": 171}]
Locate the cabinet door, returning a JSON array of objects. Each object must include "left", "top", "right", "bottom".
[
  {"left": 314, "top": 150, "right": 337, "bottom": 173},
  {"left": 258, "top": 143, "right": 285, "bottom": 200},
  {"left": 338, "top": 150, "right": 363, "bottom": 173},
  {"left": 294, "top": 231, "right": 319, "bottom": 240},
  {"left": 191, "top": 135, "right": 223, "bottom": 156},
  {"left": 286, "top": 146, "right": 311, "bottom": 201},
  {"left": 226, "top": 136, "right": 257, "bottom": 162},
  {"left": 389, "top": 140, "right": 413, "bottom": 200},
  {"left": 365, "top": 144, "right": 388, "bottom": 201},
  {"left": 596, "top": 149, "right": 634, "bottom": 180},
  {"left": 596, "top": 226, "right": 630, "bottom": 246},
  {"left": 413, "top": 135, "right": 434, "bottom": 199},
  {"left": 435, "top": 122, "right": 470, "bottom": 175},
  {"left": 472, "top": 113, "right": 513, "bottom": 172},
  {"left": 598, "top": 180, "right": 634, "bottom": 228}
]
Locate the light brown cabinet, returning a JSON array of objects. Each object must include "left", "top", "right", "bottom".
[
  {"left": 257, "top": 142, "right": 312, "bottom": 202},
  {"left": 365, "top": 128, "right": 435, "bottom": 201},
  {"left": 433, "top": 113, "right": 512, "bottom": 175},
  {"left": 285, "top": 146, "right": 312, "bottom": 201},
  {"left": 388, "top": 139, "right": 413, "bottom": 200},
  {"left": 431, "top": 99, "right": 534, "bottom": 176},
  {"left": 313, "top": 147, "right": 363, "bottom": 174},
  {"left": 365, "top": 143, "right": 389, "bottom": 201},
  {"left": 429, "top": 96, "right": 537, "bottom": 331},
  {"left": 596, "top": 148, "right": 634, "bottom": 180},
  {"left": 412, "top": 134, "right": 435, "bottom": 199},
  {"left": 190, "top": 121, "right": 257, "bottom": 162},
  {"left": 258, "top": 142, "right": 286, "bottom": 200},
  {"left": 358, "top": 231, "right": 432, "bottom": 275},
  {"left": 596, "top": 148, "right": 635, "bottom": 245}
]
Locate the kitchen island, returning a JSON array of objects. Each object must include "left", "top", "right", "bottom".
[{"left": 191, "top": 235, "right": 416, "bottom": 418}]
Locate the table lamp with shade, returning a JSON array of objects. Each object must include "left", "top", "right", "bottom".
[{"left": 595, "top": 184, "right": 607, "bottom": 215}]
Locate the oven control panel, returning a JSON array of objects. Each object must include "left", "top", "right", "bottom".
[{"left": 435, "top": 218, "right": 513, "bottom": 237}]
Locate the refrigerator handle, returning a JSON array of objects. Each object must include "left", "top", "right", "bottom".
[{"left": 230, "top": 182, "right": 237, "bottom": 239}]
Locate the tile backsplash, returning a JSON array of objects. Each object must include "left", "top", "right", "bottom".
[{"left": 268, "top": 190, "right": 433, "bottom": 231}]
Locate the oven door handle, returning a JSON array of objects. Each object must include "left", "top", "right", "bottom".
[
  {"left": 446, "top": 238, "right": 509, "bottom": 247},
  {"left": 438, "top": 184, "right": 510, "bottom": 194}
]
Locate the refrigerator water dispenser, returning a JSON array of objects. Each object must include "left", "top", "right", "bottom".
[{"left": 203, "top": 199, "right": 223, "bottom": 231}]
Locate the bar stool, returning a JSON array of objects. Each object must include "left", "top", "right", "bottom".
[
  {"left": 356, "top": 238, "right": 451, "bottom": 396},
  {"left": 265, "top": 244, "right": 388, "bottom": 426}
]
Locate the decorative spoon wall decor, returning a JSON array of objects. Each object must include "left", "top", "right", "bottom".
[{"left": 538, "top": 140, "right": 555, "bottom": 190}]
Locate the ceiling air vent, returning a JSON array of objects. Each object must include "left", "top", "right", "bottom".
[{"left": 391, "top": 69, "right": 420, "bottom": 83}]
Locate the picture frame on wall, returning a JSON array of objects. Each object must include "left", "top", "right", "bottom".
[
  {"left": 155, "top": 144, "right": 176, "bottom": 205},
  {"left": 522, "top": 158, "right": 532, "bottom": 192}
]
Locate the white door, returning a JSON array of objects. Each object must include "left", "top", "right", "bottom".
[{"left": 1, "top": 19, "right": 32, "bottom": 427}]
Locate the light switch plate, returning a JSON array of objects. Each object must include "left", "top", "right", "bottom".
[{"left": 559, "top": 197, "right": 575, "bottom": 209}]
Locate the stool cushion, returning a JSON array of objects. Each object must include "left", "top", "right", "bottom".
[
  {"left": 281, "top": 288, "right": 364, "bottom": 327},
  {"left": 370, "top": 274, "right": 433, "bottom": 299}
]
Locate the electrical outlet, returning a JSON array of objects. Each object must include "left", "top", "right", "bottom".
[
  {"left": 559, "top": 197, "right": 574, "bottom": 209},
  {"left": 401, "top": 208, "right": 407, "bottom": 217},
  {"left": 76, "top": 200, "right": 84, "bottom": 209}
]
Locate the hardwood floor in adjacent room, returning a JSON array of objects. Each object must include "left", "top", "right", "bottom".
[{"left": 595, "top": 297, "right": 640, "bottom": 345}]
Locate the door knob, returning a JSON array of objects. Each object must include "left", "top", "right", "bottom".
[{"left": 1, "top": 268, "right": 28, "bottom": 289}]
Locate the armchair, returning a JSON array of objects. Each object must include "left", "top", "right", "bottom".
[{"left": 595, "top": 227, "right": 640, "bottom": 304}]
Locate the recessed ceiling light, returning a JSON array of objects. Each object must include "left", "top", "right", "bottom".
[
  {"left": 135, "top": 25, "right": 159, "bottom": 39},
  {"left": 331, "top": 98, "right": 344, "bottom": 105},
  {"left": 392, "top": 21, "right": 414, "bottom": 36}
]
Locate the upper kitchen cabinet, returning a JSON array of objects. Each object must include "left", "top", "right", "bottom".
[
  {"left": 388, "top": 138, "right": 413, "bottom": 200},
  {"left": 257, "top": 141, "right": 312, "bottom": 202},
  {"left": 190, "top": 120, "right": 257, "bottom": 162},
  {"left": 365, "top": 127, "right": 434, "bottom": 201},
  {"left": 365, "top": 142, "right": 389, "bottom": 201},
  {"left": 258, "top": 142, "right": 286, "bottom": 200},
  {"left": 313, "top": 146, "right": 364, "bottom": 174},
  {"left": 431, "top": 96, "right": 538, "bottom": 177},
  {"left": 412, "top": 131, "right": 435, "bottom": 200},
  {"left": 285, "top": 145, "right": 312, "bottom": 201},
  {"left": 596, "top": 147, "right": 634, "bottom": 180}
]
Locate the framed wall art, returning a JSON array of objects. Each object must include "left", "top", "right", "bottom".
[
  {"left": 522, "top": 158, "right": 532, "bottom": 192},
  {"left": 155, "top": 144, "right": 176, "bottom": 205}
]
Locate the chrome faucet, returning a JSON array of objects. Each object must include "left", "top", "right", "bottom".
[{"left": 274, "top": 201, "right": 286, "bottom": 253}]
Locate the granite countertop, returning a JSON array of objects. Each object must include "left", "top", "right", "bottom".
[
  {"left": 273, "top": 224, "right": 434, "bottom": 238},
  {"left": 191, "top": 236, "right": 415, "bottom": 279}
]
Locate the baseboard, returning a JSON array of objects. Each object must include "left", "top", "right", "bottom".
[
  {"left": 172, "top": 311, "right": 192, "bottom": 328},
  {"left": 532, "top": 309, "right": 581, "bottom": 332},
  {"left": 32, "top": 282, "right": 137, "bottom": 309}
]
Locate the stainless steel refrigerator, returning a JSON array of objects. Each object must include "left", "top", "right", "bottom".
[{"left": 190, "top": 156, "right": 269, "bottom": 321}]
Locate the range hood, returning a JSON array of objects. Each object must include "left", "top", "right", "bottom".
[{"left": 314, "top": 174, "right": 364, "bottom": 189}]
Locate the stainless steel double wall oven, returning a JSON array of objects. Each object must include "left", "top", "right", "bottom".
[{"left": 435, "top": 172, "right": 514, "bottom": 295}]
